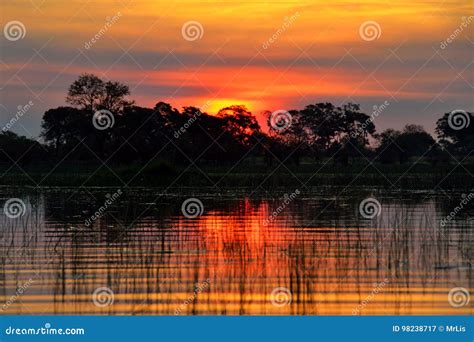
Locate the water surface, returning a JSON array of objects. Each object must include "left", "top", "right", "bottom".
[{"left": 1, "top": 187, "right": 472, "bottom": 315}]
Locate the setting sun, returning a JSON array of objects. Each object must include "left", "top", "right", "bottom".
[
  {"left": 207, "top": 99, "right": 256, "bottom": 115},
  {"left": 2, "top": 0, "right": 472, "bottom": 135}
]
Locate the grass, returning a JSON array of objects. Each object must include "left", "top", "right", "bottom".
[
  {"left": 0, "top": 158, "right": 473, "bottom": 189},
  {"left": 1, "top": 188, "right": 471, "bottom": 315}
]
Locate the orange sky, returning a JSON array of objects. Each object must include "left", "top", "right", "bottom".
[{"left": 0, "top": 0, "right": 472, "bottom": 136}]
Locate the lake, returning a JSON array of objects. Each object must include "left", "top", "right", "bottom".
[{"left": 1, "top": 187, "right": 472, "bottom": 315}]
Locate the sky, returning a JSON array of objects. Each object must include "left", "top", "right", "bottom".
[{"left": 0, "top": 0, "right": 473, "bottom": 137}]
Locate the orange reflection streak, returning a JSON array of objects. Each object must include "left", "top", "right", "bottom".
[{"left": 4, "top": 197, "right": 468, "bottom": 315}]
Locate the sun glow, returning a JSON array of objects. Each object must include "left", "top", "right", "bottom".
[
  {"left": 1, "top": 0, "right": 472, "bottom": 135},
  {"left": 206, "top": 99, "right": 255, "bottom": 115}
]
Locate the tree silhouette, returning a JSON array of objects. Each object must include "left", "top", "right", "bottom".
[
  {"left": 375, "top": 125, "right": 436, "bottom": 164},
  {"left": 436, "top": 111, "right": 473, "bottom": 155},
  {"left": 66, "top": 73, "right": 132, "bottom": 113},
  {"left": 0, "top": 131, "right": 46, "bottom": 165},
  {"left": 5, "top": 73, "right": 463, "bottom": 169},
  {"left": 41, "top": 107, "right": 85, "bottom": 155},
  {"left": 217, "top": 105, "right": 261, "bottom": 147}
]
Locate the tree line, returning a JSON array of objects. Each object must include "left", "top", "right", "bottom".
[{"left": 1, "top": 74, "right": 472, "bottom": 167}]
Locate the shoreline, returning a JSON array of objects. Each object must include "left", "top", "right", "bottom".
[{"left": 1, "top": 169, "right": 472, "bottom": 189}]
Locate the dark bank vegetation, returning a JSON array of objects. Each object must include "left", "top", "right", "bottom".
[{"left": 0, "top": 74, "right": 472, "bottom": 188}]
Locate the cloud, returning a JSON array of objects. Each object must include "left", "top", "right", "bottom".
[{"left": 1, "top": 0, "right": 472, "bottom": 137}]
